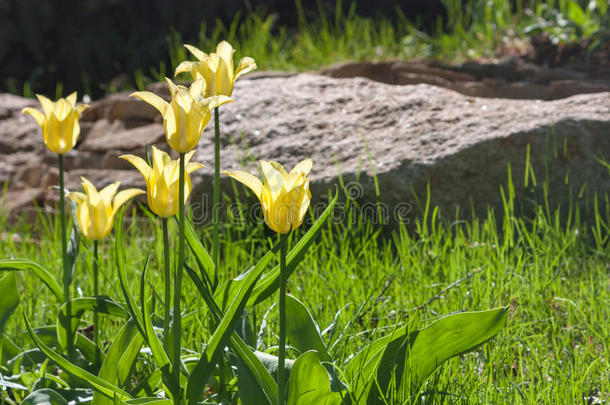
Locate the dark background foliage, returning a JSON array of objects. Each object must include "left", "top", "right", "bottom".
[{"left": 0, "top": 0, "right": 444, "bottom": 98}]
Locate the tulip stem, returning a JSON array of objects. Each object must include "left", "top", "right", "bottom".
[
  {"left": 93, "top": 240, "right": 100, "bottom": 366},
  {"left": 162, "top": 217, "right": 171, "bottom": 350},
  {"left": 173, "top": 152, "right": 186, "bottom": 403},
  {"left": 58, "top": 154, "right": 73, "bottom": 361},
  {"left": 277, "top": 235, "right": 289, "bottom": 405},
  {"left": 212, "top": 106, "right": 220, "bottom": 290}
]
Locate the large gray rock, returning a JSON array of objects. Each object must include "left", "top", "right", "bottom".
[
  {"left": 192, "top": 74, "right": 610, "bottom": 224},
  {"left": 1, "top": 72, "right": 609, "bottom": 224}
]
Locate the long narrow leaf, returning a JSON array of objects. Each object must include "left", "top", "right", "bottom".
[
  {"left": 0, "top": 259, "right": 63, "bottom": 301},
  {"left": 24, "top": 312, "right": 132, "bottom": 402}
]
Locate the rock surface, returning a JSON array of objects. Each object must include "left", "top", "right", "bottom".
[{"left": 1, "top": 69, "right": 609, "bottom": 225}]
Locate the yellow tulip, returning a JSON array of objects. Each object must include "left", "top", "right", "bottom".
[
  {"left": 130, "top": 78, "right": 232, "bottom": 153},
  {"left": 22, "top": 92, "right": 88, "bottom": 154},
  {"left": 120, "top": 146, "right": 204, "bottom": 218},
  {"left": 67, "top": 178, "right": 144, "bottom": 241},
  {"left": 174, "top": 40, "right": 257, "bottom": 97},
  {"left": 223, "top": 159, "right": 312, "bottom": 234}
]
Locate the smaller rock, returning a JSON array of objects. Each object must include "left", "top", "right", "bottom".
[
  {"left": 13, "top": 162, "right": 59, "bottom": 189},
  {"left": 0, "top": 94, "right": 37, "bottom": 119},
  {"left": 79, "top": 123, "right": 165, "bottom": 152},
  {"left": 82, "top": 92, "right": 160, "bottom": 122},
  {"left": 0, "top": 188, "right": 45, "bottom": 213}
]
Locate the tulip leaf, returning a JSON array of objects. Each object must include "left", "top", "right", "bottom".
[
  {"left": 237, "top": 350, "right": 295, "bottom": 405},
  {"left": 287, "top": 351, "right": 343, "bottom": 405},
  {"left": 184, "top": 219, "right": 215, "bottom": 290},
  {"left": 248, "top": 191, "right": 338, "bottom": 306},
  {"left": 24, "top": 312, "right": 133, "bottom": 401},
  {"left": 0, "top": 272, "right": 19, "bottom": 333},
  {"left": 0, "top": 259, "right": 63, "bottom": 301},
  {"left": 33, "top": 325, "right": 101, "bottom": 367},
  {"left": 22, "top": 388, "right": 69, "bottom": 405},
  {"left": 184, "top": 250, "right": 273, "bottom": 405},
  {"left": 285, "top": 295, "right": 346, "bottom": 392},
  {"left": 56, "top": 296, "right": 128, "bottom": 355},
  {"left": 92, "top": 318, "right": 144, "bottom": 405},
  {"left": 346, "top": 307, "right": 509, "bottom": 403},
  {"left": 115, "top": 211, "right": 146, "bottom": 337},
  {"left": 185, "top": 264, "right": 279, "bottom": 405}
]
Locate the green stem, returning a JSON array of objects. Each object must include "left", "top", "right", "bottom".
[
  {"left": 58, "top": 154, "right": 73, "bottom": 361},
  {"left": 277, "top": 237, "right": 288, "bottom": 405},
  {"left": 173, "top": 152, "right": 186, "bottom": 403},
  {"left": 93, "top": 240, "right": 99, "bottom": 366},
  {"left": 212, "top": 106, "right": 220, "bottom": 289},
  {"left": 162, "top": 217, "right": 171, "bottom": 350}
]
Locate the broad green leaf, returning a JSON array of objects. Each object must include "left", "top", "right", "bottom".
[
  {"left": 0, "top": 272, "right": 19, "bottom": 333},
  {"left": 184, "top": 250, "right": 275, "bottom": 405},
  {"left": 0, "top": 259, "right": 63, "bottom": 301},
  {"left": 248, "top": 192, "right": 338, "bottom": 305},
  {"left": 346, "top": 307, "right": 508, "bottom": 403},
  {"left": 287, "top": 351, "right": 342, "bottom": 405},
  {"left": 1, "top": 333, "right": 22, "bottom": 363},
  {"left": 56, "top": 296, "right": 128, "bottom": 354},
  {"left": 92, "top": 318, "right": 144, "bottom": 405},
  {"left": 124, "top": 399, "right": 172, "bottom": 405},
  {"left": 34, "top": 325, "right": 102, "bottom": 367},
  {"left": 185, "top": 264, "right": 279, "bottom": 405},
  {"left": 285, "top": 295, "right": 346, "bottom": 392},
  {"left": 568, "top": 1, "right": 586, "bottom": 26},
  {"left": 24, "top": 312, "right": 133, "bottom": 401},
  {"left": 22, "top": 388, "right": 68, "bottom": 405}
]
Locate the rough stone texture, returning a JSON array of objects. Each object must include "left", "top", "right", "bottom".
[{"left": 1, "top": 69, "right": 609, "bottom": 223}]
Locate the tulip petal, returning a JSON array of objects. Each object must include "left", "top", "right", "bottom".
[
  {"left": 165, "top": 78, "right": 180, "bottom": 97},
  {"left": 76, "top": 103, "right": 89, "bottom": 114},
  {"left": 260, "top": 161, "right": 285, "bottom": 197},
  {"left": 36, "top": 94, "right": 54, "bottom": 116},
  {"left": 222, "top": 170, "right": 263, "bottom": 200},
  {"left": 203, "top": 95, "right": 234, "bottom": 110},
  {"left": 81, "top": 177, "right": 100, "bottom": 205},
  {"left": 189, "top": 79, "right": 206, "bottom": 100},
  {"left": 66, "top": 92, "right": 77, "bottom": 106},
  {"left": 112, "top": 188, "right": 144, "bottom": 215},
  {"left": 216, "top": 40, "right": 235, "bottom": 73},
  {"left": 186, "top": 162, "right": 205, "bottom": 174},
  {"left": 22, "top": 107, "right": 45, "bottom": 126},
  {"left": 120, "top": 154, "right": 152, "bottom": 180},
  {"left": 175, "top": 61, "right": 195, "bottom": 77},
  {"left": 184, "top": 44, "right": 209, "bottom": 61},
  {"left": 269, "top": 161, "right": 288, "bottom": 177},
  {"left": 66, "top": 191, "right": 87, "bottom": 204},
  {"left": 99, "top": 182, "right": 121, "bottom": 207},
  {"left": 130, "top": 91, "right": 168, "bottom": 115},
  {"left": 289, "top": 158, "right": 313, "bottom": 176},
  {"left": 235, "top": 57, "right": 257, "bottom": 80}
]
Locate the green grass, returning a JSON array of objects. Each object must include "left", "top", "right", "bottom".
[{"left": 1, "top": 164, "right": 608, "bottom": 403}]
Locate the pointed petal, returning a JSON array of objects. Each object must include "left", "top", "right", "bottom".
[
  {"left": 184, "top": 44, "right": 208, "bottom": 61},
  {"left": 99, "top": 181, "right": 121, "bottom": 206},
  {"left": 189, "top": 78, "right": 206, "bottom": 99},
  {"left": 203, "top": 95, "right": 234, "bottom": 110},
  {"left": 216, "top": 40, "right": 235, "bottom": 73},
  {"left": 235, "top": 57, "right": 257, "bottom": 79},
  {"left": 165, "top": 77, "right": 180, "bottom": 98},
  {"left": 76, "top": 103, "right": 89, "bottom": 114},
  {"left": 36, "top": 94, "right": 54, "bottom": 116},
  {"left": 66, "top": 191, "right": 87, "bottom": 204},
  {"left": 269, "top": 161, "right": 288, "bottom": 176},
  {"left": 175, "top": 60, "right": 195, "bottom": 76},
  {"left": 130, "top": 91, "right": 168, "bottom": 115},
  {"left": 260, "top": 160, "right": 285, "bottom": 197},
  {"left": 120, "top": 154, "right": 152, "bottom": 179},
  {"left": 186, "top": 162, "right": 205, "bottom": 174},
  {"left": 112, "top": 188, "right": 144, "bottom": 215},
  {"left": 80, "top": 177, "right": 100, "bottom": 205},
  {"left": 222, "top": 170, "right": 263, "bottom": 200},
  {"left": 22, "top": 107, "right": 45, "bottom": 126},
  {"left": 66, "top": 92, "right": 77, "bottom": 106},
  {"left": 289, "top": 158, "right": 313, "bottom": 176}
]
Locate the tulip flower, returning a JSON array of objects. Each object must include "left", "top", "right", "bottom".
[
  {"left": 67, "top": 178, "right": 143, "bottom": 241},
  {"left": 120, "top": 146, "right": 204, "bottom": 218},
  {"left": 174, "top": 40, "right": 257, "bottom": 97},
  {"left": 130, "top": 78, "right": 232, "bottom": 153},
  {"left": 224, "top": 159, "right": 312, "bottom": 234},
  {"left": 22, "top": 92, "right": 88, "bottom": 154}
]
